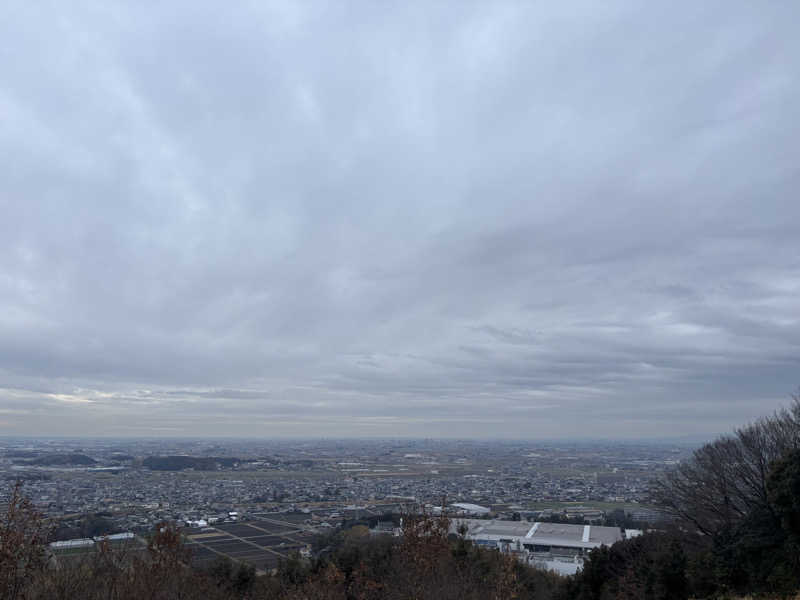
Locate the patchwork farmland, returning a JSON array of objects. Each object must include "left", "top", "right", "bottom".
[{"left": 183, "top": 516, "right": 314, "bottom": 574}]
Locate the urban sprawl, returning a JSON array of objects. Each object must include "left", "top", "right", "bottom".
[{"left": 1, "top": 438, "right": 686, "bottom": 574}]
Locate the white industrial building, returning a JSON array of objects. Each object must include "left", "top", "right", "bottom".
[
  {"left": 50, "top": 532, "right": 137, "bottom": 551},
  {"left": 49, "top": 538, "right": 94, "bottom": 550},
  {"left": 93, "top": 532, "right": 135, "bottom": 542},
  {"left": 449, "top": 502, "right": 491, "bottom": 516},
  {"left": 451, "top": 519, "right": 624, "bottom": 575}
]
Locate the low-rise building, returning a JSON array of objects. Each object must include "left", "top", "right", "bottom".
[
  {"left": 450, "top": 502, "right": 491, "bottom": 516},
  {"left": 451, "top": 519, "right": 623, "bottom": 575}
]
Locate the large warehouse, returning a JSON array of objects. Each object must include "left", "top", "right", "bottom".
[{"left": 450, "top": 519, "right": 624, "bottom": 574}]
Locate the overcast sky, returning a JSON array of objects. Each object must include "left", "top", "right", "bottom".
[{"left": 1, "top": 1, "right": 799, "bottom": 439}]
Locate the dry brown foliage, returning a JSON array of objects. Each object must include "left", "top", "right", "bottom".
[{"left": 0, "top": 481, "right": 49, "bottom": 600}]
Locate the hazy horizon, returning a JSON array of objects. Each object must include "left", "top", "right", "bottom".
[
  {"left": 1, "top": 1, "right": 799, "bottom": 438},
  {"left": 0, "top": 433, "right": 712, "bottom": 445}
]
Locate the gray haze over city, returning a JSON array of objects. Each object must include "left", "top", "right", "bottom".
[{"left": 1, "top": 1, "right": 799, "bottom": 439}]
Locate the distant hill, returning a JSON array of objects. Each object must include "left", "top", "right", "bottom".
[
  {"left": 110, "top": 454, "right": 135, "bottom": 461},
  {"left": 29, "top": 453, "right": 96, "bottom": 466},
  {"left": 3, "top": 450, "right": 40, "bottom": 458},
  {"left": 142, "top": 456, "right": 239, "bottom": 471}
]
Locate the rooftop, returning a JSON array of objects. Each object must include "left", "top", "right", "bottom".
[{"left": 451, "top": 519, "right": 622, "bottom": 549}]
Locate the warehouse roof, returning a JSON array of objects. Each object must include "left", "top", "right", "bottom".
[
  {"left": 450, "top": 502, "right": 491, "bottom": 514},
  {"left": 450, "top": 519, "right": 622, "bottom": 549}
]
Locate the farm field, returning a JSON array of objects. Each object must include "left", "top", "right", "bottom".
[{"left": 183, "top": 520, "right": 311, "bottom": 574}]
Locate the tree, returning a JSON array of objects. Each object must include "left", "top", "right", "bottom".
[
  {"left": 765, "top": 448, "right": 800, "bottom": 591},
  {"left": 654, "top": 395, "right": 800, "bottom": 537},
  {"left": 767, "top": 448, "right": 800, "bottom": 539},
  {"left": 206, "top": 556, "right": 256, "bottom": 596},
  {"left": 0, "top": 481, "right": 49, "bottom": 600},
  {"left": 562, "top": 533, "right": 689, "bottom": 600},
  {"left": 653, "top": 394, "right": 800, "bottom": 596}
]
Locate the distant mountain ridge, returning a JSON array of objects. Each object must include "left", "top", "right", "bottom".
[{"left": 29, "top": 453, "right": 96, "bottom": 466}]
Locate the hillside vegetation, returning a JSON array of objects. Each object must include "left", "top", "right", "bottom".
[{"left": 25, "top": 454, "right": 96, "bottom": 466}]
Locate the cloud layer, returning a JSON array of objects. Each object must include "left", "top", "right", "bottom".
[{"left": 1, "top": 1, "right": 799, "bottom": 437}]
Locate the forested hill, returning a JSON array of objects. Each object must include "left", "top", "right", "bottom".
[
  {"left": 27, "top": 453, "right": 96, "bottom": 466},
  {"left": 562, "top": 396, "right": 800, "bottom": 599}
]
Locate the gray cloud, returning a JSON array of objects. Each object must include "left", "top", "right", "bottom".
[{"left": 1, "top": 1, "right": 799, "bottom": 438}]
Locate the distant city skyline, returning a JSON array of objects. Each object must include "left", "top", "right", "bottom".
[{"left": 1, "top": 1, "right": 799, "bottom": 438}]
